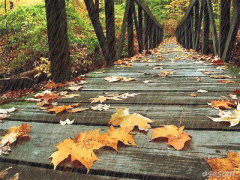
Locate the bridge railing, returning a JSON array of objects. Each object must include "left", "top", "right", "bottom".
[
  {"left": 175, "top": 0, "right": 240, "bottom": 62},
  {"left": 84, "top": 0, "right": 164, "bottom": 65}
]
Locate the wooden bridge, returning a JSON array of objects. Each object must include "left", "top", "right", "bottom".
[{"left": 1, "top": 0, "right": 240, "bottom": 179}]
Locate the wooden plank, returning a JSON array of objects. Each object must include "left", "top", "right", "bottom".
[
  {"left": 1, "top": 122, "right": 240, "bottom": 179},
  {"left": 56, "top": 91, "right": 236, "bottom": 105},
  {"left": 219, "top": 0, "right": 230, "bottom": 58},
  {"left": 84, "top": 0, "right": 110, "bottom": 64},
  {"left": 222, "top": 0, "right": 240, "bottom": 62},
  {"left": 116, "top": 0, "right": 131, "bottom": 60},
  {"left": 3, "top": 103, "right": 240, "bottom": 130},
  {"left": 206, "top": 0, "right": 219, "bottom": 56},
  {"left": 0, "top": 162, "right": 128, "bottom": 180},
  {"left": 202, "top": 0, "right": 209, "bottom": 54},
  {"left": 105, "top": 0, "right": 116, "bottom": 64}
]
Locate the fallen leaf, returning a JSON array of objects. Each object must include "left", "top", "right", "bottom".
[
  {"left": 104, "top": 76, "right": 122, "bottom": 83},
  {"left": 210, "top": 100, "right": 236, "bottom": 109},
  {"left": 109, "top": 108, "right": 153, "bottom": 132},
  {"left": 189, "top": 93, "right": 197, "bottom": 97},
  {"left": 68, "top": 86, "right": 82, "bottom": 91},
  {"left": 207, "top": 104, "right": 240, "bottom": 126},
  {"left": 0, "top": 107, "right": 17, "bottom": 114},
  {"left": 67, "top": 108, "right": 88, "bottom": 113},
  {"left": 155, "top": 71, "right": 174, "bottom": 77},
  {"left": 143, "top": 80, "right": 154, "bottom": 83},
  {"left": 25, "top": 98, "right": 41, "bottom": 102},
  {"left": 121, "top": 77, "right": 137, "bottom": 82},
  {"left": 35, "top": 93, "right": 61, "bottom": 102},
  {"left": 47, "top": 105, "right": 72, "bottom": 114},
  {"left": 60, "top": 118, "right": 75, "bottom": 125},
  {"left": 196, "top": 77, "right": 202, "bottom": 82},
  {"left": 197, "top": 89, "right": 208, "bottom": 93},
  {"left": 229, "top": 94, "right": 238, "bottom": 100},
  {"left": 62, "top": 94, "right": 80, "bottom": 99},
  {"left": 0, "top": 124, "right": 31, "bottom": 154},
  {"left": 210, "top": 75, "right": 233, "bottom": 79},
  {"left": 108, "top": 126, "right": 137, "bottom": 146},
  {"left": 50, "top": 129, "right": 119, "bottom": 171},
  {"left": 151, "top": 125, "right": 191, "bottom": 150},
  {"left": 204, "top": 151, "right": 240, "bottom": 180},
  {"left": 0, "top": 167, "right": 12, "bottom": 179},
  {"left": 217, "top": 80, "right": 235, "bottom": 84},
  {"left": 91, "top": 104, "right": 110, "bottom": 111},
  {"left": 212, "top": 59, "right": 224, "bottom": 66},
  {"left": 46, "top": 81, "right": 66, "bottom": 89},
  {"left": 90, "top": 96, "right": 107, "bottom": 103},
  {"left": 7, "top": 173, "right": 19, "bottom": 180},
  {"left": 233, "top": 89, "right": 240, "bottom": 95}
]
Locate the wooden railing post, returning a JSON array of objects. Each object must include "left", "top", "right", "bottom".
[
  {"left": 206, "top": 0, "right": 219, "bottom": 55},
  {"left": 105, "top": 0, "right": 116, "bottom": 64},
  {"left": 220, "top": 0, "right": 230, "bottom": 58},
  {"left": 202, "top": 0, "right": 209, "bottom": 54},
  {"left": 84, "top": 0, "right": 110, "bottom": 64},
  {"left": 193, "top": 0, "right": 199, "bottom": 50},
  {"left": 222, "top": 0, "right": 240, "bottom": 62},
  {"left": 144, "top": 12, "right": 149, "bottom": 51},
  {"left": 149, "top": 19, "right": 153, "bottom": 49},
  {"left": 127, "top": 0, "right": 134, "bottom": 56},
  {"left": 138, "top": 5, "right": 143, "bottom": 52}
]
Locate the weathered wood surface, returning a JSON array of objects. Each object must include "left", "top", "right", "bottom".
[
  {"left": 1, "top": 43, "right": 240, "bottom": 179},
  {"left": 0, "top": 162, "right": 130, "bottom": 180},
  {"left": 1, "top": 121, "right": 240, "bottom": 179}
]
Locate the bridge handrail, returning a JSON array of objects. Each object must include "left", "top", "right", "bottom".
[{"left": 175, "top": 0, "right": 240, "bottom": 63}]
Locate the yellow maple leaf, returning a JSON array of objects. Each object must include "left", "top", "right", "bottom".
[
  {"left": 90, "top": 96, "right": 107, "bottom": 103},
  {"left": 204, "top": 151, "right": 240, "bottom": 180},
  {"left": 151, "top": 125, "right": 191, "bottom": 150},
  {"left": 50, "top": 129, "right": 119, "bottom": 171},
  {"left": 108, "top": 126, "right": 137, "bottom": 146},
  {"left": 109, "top": 108, "right": 153, "bottom": 131}
]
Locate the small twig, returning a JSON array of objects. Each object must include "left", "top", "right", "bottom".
[{"left": 178, "top": 108, "right": 184, "bottom": 127}]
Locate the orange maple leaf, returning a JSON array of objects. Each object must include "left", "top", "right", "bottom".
[
  {"left": 204, "top": 151, "right": 240, "bottom": 180},
  {"left": 151, "top": 125, "right": 191, "bottom": 150},
  {"left": 35, "top": 93, "right": 61, "bottom": 102},
  {"left": 109, "top": 108, "right": 153, "bottom": 131},
  {"left": 210, "top": 100, "right": 236, "bottom": 109},
  {"left": 47, "top": 105, "right": 72, "bottom": 114},
  {"left": 50, "top": 129, "right": 119, "bottom": 171},
  {"left": 45, "top": 81, "right": 66, "bottom": 89}
]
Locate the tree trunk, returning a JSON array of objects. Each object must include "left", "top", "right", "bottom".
[{"left": 45, "top": 0, "right": 70, "bottom": 83}]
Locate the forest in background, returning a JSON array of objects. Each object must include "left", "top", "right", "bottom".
[{"left": 0, "top": 0, "right": 238, "bottom": 78}]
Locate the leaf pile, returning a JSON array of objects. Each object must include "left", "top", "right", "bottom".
[{"left": 0, "top": 123, "right": 31, "bottom": 155}]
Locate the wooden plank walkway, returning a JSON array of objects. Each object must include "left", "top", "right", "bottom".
[{"left": 1, "top": 41, "right": 240, "bottom": 179}]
